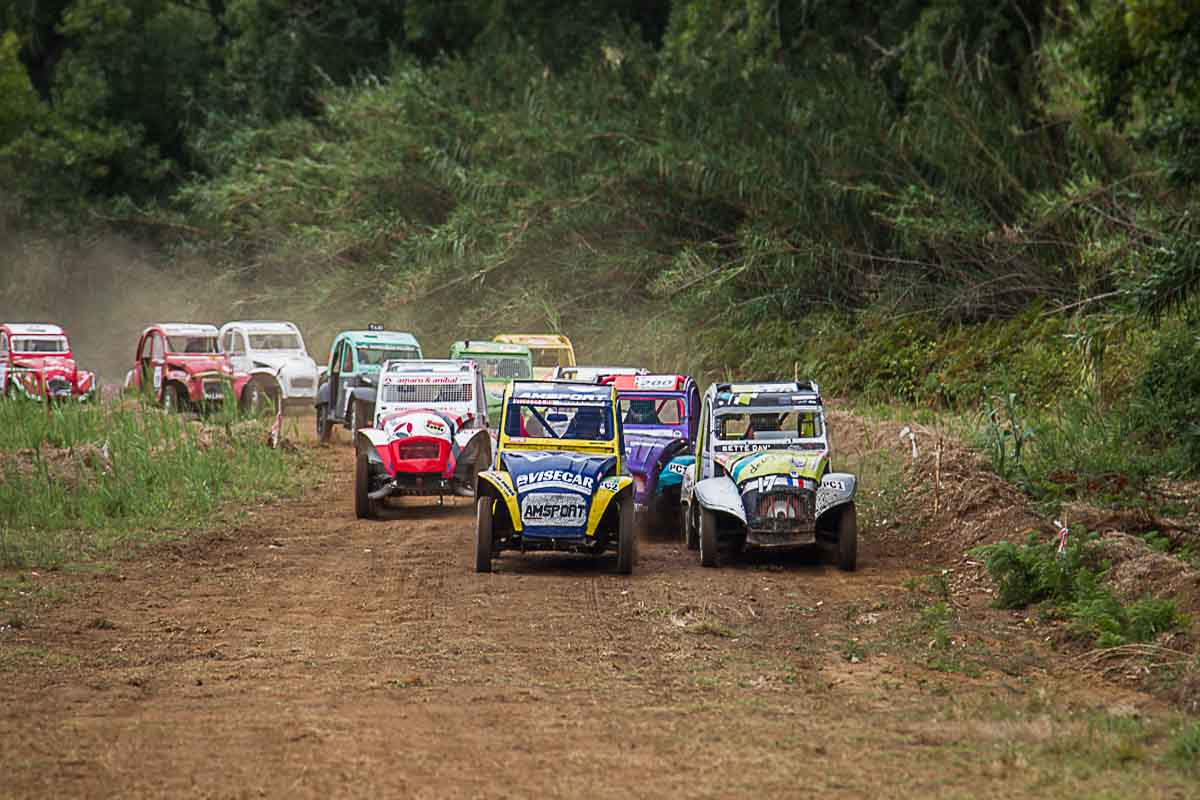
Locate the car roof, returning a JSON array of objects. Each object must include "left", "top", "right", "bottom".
[
  {"left": 713, "top": 380, "right": 823, "bottom": 409},
  {"left": 609, "top": 373, "right": 690, "bottom": 392},
  {"left": 156, "top": 323, "right": 220, "bottom": 337},
  {"left": 339, "top": 330, "right": 420, "bottom": 346},
  {"left": 451, "top": 340, "right": 531, "bottom": 356},
  {"left": 2, "top": 323, "right": 65, "bottom": 336},
  {"left": 494, "top": 334, "right": 572, "bottom": 348},
  {"left": 510, "top": 380, "right": 613, "bottom": 403},
  {"left": 221, "top": 320, "right": 300, "bottom": 334}
]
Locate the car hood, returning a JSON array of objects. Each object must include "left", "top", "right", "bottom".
[
  {"left": 11, "top": 355, "right": 77, "bottom": 376},
  {"left": 380, "top": 408, "right": 456, "bottom": 442},
  {"left": 166, "top": 355, "right": 229, "bottom": 375},
  {"left": 248, "top": 353, "right": 317, "bottom": 375},
  {"left": 721, "top": 449, "right": 829, "bottom": 484},
  {"left": 501, "top": 451, "right": 617, "bottom": 533}
]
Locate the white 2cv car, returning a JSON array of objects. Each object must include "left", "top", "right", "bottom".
[
  {"left": 353, "top": 359, "right": 492, "bottom": 519},
  {"left": 680, "top": 381, "right": 858, "bottom": 569},
  {"left": 219, "top": 320, "right": 319, "bottom": 414}
]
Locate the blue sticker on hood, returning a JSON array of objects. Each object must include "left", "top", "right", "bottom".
[{"left": 502, "top": 451, "right": 616, "bottom": 538}]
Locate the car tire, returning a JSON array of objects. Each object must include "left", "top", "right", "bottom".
[
  {"left": 316, "top": 404, "right": 332, "bottom": 443},
  {"left": 162, "top": 383, "right": 185, "bottom": 413},
  {"left": 837, "top": 503, "right": 858, "bottom": 572},
  {"left": 241, "top": 380, "right": 270, "bottom": 416},
  {"left": 354, "top": 449, "right": 376, "bottom": 520},
  {"left": 699, "top": 509, "right": 719, "bottom": 568},
  {"left": 683, "top": 503, "right": 699, "bottom": 551},
  {"left": 350, "top": 398, "right": 369, "bottom": 436},
  {"left": 475, "top": 497, "right": 494, "bottom": 574},
  {"left": 616, "top": 496, "right": 635, "bottom": 575}
]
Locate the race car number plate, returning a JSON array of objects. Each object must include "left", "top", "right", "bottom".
[{"left": 521, "top": 492, "right": 588, "bottom": 527}]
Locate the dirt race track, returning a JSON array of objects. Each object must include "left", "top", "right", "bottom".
[{"left": 1, "top": 422, "right": 1195, "bottom": 798}]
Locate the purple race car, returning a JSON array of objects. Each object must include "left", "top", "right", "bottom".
[{"left": 602, "top": 374, "right": 701, "bottom": 523}]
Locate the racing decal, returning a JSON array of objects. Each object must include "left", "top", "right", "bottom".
[
  {"left": 666, "top": 461, "right": 689, "bottom": 476},
  {"left": 633, "top": 375, "right": 677, "bottom": 390},
  {"left": 382, "top": 375, "right": 464, "bottom": 385},
  {"left": 511, "top": 394, "right": 609, "bottom": 407},
  {"left": 521, "top": 492, "right": 588, "bottom": 527},
  {"left": 740, "top": 474, "right": 807, "bottom": 495},
  {"left": 515, "top": 469, "right": 595, "bottom": 493},
  {"left": 715, "top": 442, "right": 775, "bottom": 454},
  {"left": 425, "top": 418, "right": 447, "bottom": 434},
  {"left": 600, "top": 477, "right": 621, "bottom": 491},
  {"left": 824, "top": 479, "right": 847, "bottom": 492}
]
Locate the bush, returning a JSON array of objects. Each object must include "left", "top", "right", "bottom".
[{"left": 973, "top": 533, "right": 1188, "bottom": 648}]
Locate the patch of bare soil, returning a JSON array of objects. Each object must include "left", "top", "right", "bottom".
[{"left": 1, "top": 417, "right": 1196, "bottom": 798}]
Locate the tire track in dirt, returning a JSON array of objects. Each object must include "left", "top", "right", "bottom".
[{"left": 1, "top": 429, "right": 1187, "bottom": 798}]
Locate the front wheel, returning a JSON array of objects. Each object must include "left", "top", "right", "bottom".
[
  {"left": 616, "top": 497, "right": 635, "bottom": 575},
  {"left": 241, "top": 380, "right": 271, "bottom": 416},
  {"left": 354, "top": 450, "right": 376, "bottom": 519},
  {"left": 475, "top": 497, "right": 494, "bottom": 573},
  {"left": 699, "top": 509, "right": 719, "bottom": 568},
  {"left": 162, "top": 383, "right": 185, "bottom": 413},
  {"left": 316, "top": 404, "right": 332, "bottom": 443},
  {"left": 682, "top": 503, "right": 699, "bottom": 550},
  {"left": 350, "top": 398, "right": 370, "bottom": 436},
  {"left": 836, "top": 504, "right": 858, "bottom": 572}
]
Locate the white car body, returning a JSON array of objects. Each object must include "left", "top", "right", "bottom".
[{"left": 219, "top": 320, "right": 318, "bottom": 413}]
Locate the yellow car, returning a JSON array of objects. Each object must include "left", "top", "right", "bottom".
[
  {"left": 474, "top": 380, "right": 636, "bottom": 574},
  {"left": 493, "top": 333, "right": 576, "bottom": 380}
]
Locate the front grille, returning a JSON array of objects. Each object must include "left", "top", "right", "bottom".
[
  {"left": 202, "top": 379, "right": 225, "bottom": 399},
  {"left": 381, "top": 383, "right": 472, "bottom": 404},
  {"left": 290, "top": 375, "right": 314, "bottom": 389},
  {"left": 397, "top": 441, "right": 441, "bottom": 460},
  {"left": 747, "top": 489, "right": 815, "bottom": 532}
]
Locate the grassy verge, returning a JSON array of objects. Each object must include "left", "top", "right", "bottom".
[
  {"left": 0, "top": 398, "right": 304, "bottom": 568},
  {"left": 973, "top": 533, "right": 1189, "bottom": 648}
]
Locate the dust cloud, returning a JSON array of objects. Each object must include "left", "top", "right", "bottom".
[{"left": 0, "top": 231, "right": 336, "bottom": 386}]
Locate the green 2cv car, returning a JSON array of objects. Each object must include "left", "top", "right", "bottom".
[
  {"left": 680, "top": 381, "right": 859, "bottom": 569},
  {"left": 447, "top": 339, "right": 533, "bottom": 423},
  {"left": 316, "top": 327, "right": 422, "bottom": 441}
]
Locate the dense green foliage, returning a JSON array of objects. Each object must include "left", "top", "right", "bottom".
[
  {"left": 1, "top": 1, "right": 1198, "bottom": 493},
  {"left": 973, "top": 533, "right": 1187, "bottom": 647}
]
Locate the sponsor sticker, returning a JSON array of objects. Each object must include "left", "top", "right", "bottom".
[
  {"left": 516, "top": 469, "right": 595, "bottom": 492},
  {"left": 600, "top": 477, "right": 621, "bottom": 491},
  {"left": 666, "top": 462, "right": 689, "bottom": 476},
  {"left": 740, "top": 475, "right": 805, "bottom": 495},
  {"left": 521, "top": 492, "right": 588, "bottom": 527},
  {"left": 634, "top": 375, "right": 677, "bottom": 390},
  {"left": 425, "top": 418, "right": 447, "bottom": 434}
]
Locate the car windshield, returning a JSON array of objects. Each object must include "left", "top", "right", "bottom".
[
  {"left": 358, "top": 346, "right": 419, "bottom": 366},
  {"left": 717, "top": 409, "right": 824, "bottom": 441},
  {"left": 619, "top": 396, "right": 684, "bottom": 426},
  {"left": 168, "top": 336, "right": 219, "bottom": 354},
  {"left": 473, "top": 355, "right": 532, "bottom": 380},
  {"left": 11, "top": 336, "right": 68, "bottom": 353},
  {"left": 505, "top": 400, "right": 613, "bottom": 441},
  {"left": 531, "top": 347, "right": 572, "bottom": 368},
  {"left": 249, "top": 333, "right": 304, "bottom": 351}
]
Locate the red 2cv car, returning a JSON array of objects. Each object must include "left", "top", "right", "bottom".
[
  {"left": 0, "top": 323, "right": 96, "bottom": 401},
  {"left": 124, "top": 323, "right": 249, "bottom": 412}
]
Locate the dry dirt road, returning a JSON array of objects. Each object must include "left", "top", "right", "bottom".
[{"left": 1, "top": 427, "right": 1194, "bottom": 798}]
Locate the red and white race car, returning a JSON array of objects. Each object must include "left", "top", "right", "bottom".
[
  {"left": 124, "top": 323, "right": 250, "bottom": 412},
  {"left": 0, "top": 323, "right": 96, "bottom": 401},
  {"left": 354, "top": 359, "right": 493, "bottom": 519}
]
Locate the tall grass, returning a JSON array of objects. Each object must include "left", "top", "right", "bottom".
[{"left": 0, "top": 399, "right": 300, "bottom": 568}]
